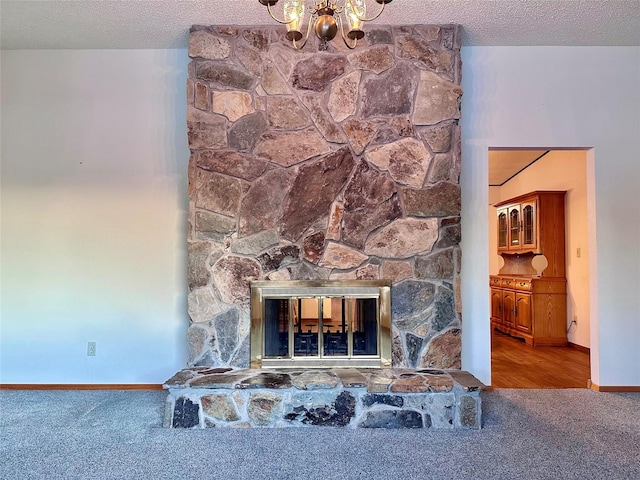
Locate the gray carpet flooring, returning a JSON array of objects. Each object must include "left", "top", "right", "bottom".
[{"left": 1, "top": 389, "right": 639, "bottom": 480}]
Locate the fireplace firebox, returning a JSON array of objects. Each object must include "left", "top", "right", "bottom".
[{"left": 250, "top": 280, "right": 391, "bottom": 368}]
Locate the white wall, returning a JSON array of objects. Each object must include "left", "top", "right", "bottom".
[
  {"left": 1, "top": 50, "right": 190, "bottom": 383},
  {"left": 461, "top": 47, "right": 640, "bottom": 387},
  {"left": 489, "top": 150, "right": 591, "bottom": 348},
  {"left": 2, "top": 46, "right": 639, "bottom": 388}
]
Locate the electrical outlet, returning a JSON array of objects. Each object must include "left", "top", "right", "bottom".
[
  {"left": 576, "top": 247, "right": 581, "bottom": 258},
  {"left": 87, "top": 342, "right": 96, "bottom": 356}
]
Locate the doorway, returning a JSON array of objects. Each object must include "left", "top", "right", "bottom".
[{"left": 488, "top": 148, "right": 591, "bottom": 388}]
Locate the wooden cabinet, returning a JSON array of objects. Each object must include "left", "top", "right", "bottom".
[
  {"left": 490, "top": 287, "right": 503, "bottom": 325},
  {"left": 495, "top": 192, "right": 564, "bottom": 277},
  {"left": 498, "top": 202, "right": 537, "bottom": 252},
  {"left": 491, "top": 191, "right": 567, "bottom": 346},
  {"left": 515, "top": 292, "right": 532, "bottom": 333},
  {"left": 489, "top": 276, "right": 567, "bottom": 346},
  {"left": 502, "top": 289, "right": 515, "bottom": 328}
]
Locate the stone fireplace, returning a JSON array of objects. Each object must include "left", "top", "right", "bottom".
[
  {"left": 163, "top": 23, "right": 480, "bottom": 429},
  {"left": 186, "top": 24, "right": 463, "bottom": 371}
]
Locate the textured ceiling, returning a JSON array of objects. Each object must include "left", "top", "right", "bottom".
[{"left": 1, "top": 0, "right": 639, "bottom": 50}]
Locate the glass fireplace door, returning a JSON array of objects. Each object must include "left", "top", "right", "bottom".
[
  {"left": 252, "top": 280, "right": 391, "bottom": 369},
  {"left": 293, "top": 298, "right": 320, "bottom": 357},
  {"left": 262, "top": 295, "right": 379, "bottom": 364}
]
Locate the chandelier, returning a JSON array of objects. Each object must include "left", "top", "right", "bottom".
[{"left": 258, "top": 0, "right": 392, "bottom": 50}]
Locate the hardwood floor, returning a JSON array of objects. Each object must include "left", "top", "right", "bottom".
[{"left": 491, "top": 329, "right": 590, "bottom": 388}]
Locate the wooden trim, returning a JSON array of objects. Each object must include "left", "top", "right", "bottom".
[
  {"left": 590, "top": 383, "right": 640, "bottom": 392},
  {"left": 567, "top": 342, "right": 590, "bottom": 354},
  {"left": 0, "top": 384, "right": 163, "bottom": 391},
  {"left": 494, "top": 190, "right": 565, "bottom": 208}
]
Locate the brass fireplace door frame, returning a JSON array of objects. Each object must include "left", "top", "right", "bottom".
[{"left": 250, "top": 280, "right": 392, "bottom": 369}]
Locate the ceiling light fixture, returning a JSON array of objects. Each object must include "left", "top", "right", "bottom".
[{"left": 258, "top": 0, "right": 392, "bottom": 50}]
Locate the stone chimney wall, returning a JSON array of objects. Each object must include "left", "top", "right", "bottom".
[{"left": 186, "top": 25, "right": 463, "bottom": 370}]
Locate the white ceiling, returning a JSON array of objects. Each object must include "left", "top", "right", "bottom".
[{"left": 1, "top": 0, "right": 639, "bottom": 50}]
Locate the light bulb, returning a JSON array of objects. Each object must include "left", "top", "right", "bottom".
[
  {"left": 283, "top": 0, "right": 305, "bottom": 41},
  {"left": 345, "top": 0, "right": 366, "bottom": 32}
]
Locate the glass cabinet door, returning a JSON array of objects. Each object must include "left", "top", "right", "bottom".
[
  {"left": 521, "top": 201, "right": 537, "bottom": 250},
  {"left": 508, "top": 206, "right": 521, "bottom": 249},
  {"left": 497, "top": 208, "right": 508, "bottom": 250}
]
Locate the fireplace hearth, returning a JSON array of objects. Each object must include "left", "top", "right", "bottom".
[{"left": 163, "top": 367, "right": 483, "bottom": 429}]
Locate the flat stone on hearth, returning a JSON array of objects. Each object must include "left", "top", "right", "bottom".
[
  {"left": 199, "top": 368, "right": 233, "bottom": 375},
  {"left": 163, "top": 368, "right": 205, "bottom": 388},
  {"left": 448, "top": 370, "right": 486, "bottom": 391},
  {"left": 238, "top": 372, "right": 292, "bottom": 389},
  {"left": 367, "top": 371, "right": 394, "bottom": 393},
  {"left": 291, "top": 371, "right": 339, "bottom": 390},
  {"left": 423, "top": 373, "right": 454, "bottom": 392},
  {"left": 334, "top": 368, "right": 367, "bottom": 388},
  {"left": 390, "top": 373, "right": 430, "bottom": 393},
  {"left": 190, "top": 373, "right": 249, "bottom": 389}
]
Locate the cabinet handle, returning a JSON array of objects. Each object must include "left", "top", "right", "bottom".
[{"left": 519, "top": 282, "right": 526, "bottom": 287}]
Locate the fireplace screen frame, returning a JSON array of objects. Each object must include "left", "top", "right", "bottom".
[{"left": 250, "top": 280, "right": 392, "bottom": 369}]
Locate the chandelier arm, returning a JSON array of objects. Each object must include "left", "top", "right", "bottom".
[
  {"left": 337, "top": 15, "right": 358, "bottom": 49},
  {"left": 266, "top": 1, "right": 297, "bottom": 24},
  {"left": 346, "top": 0, "right": 387, "bottom": 22},
  {"left": 292, "top": 12, "right": 316, "bottom": 50}
]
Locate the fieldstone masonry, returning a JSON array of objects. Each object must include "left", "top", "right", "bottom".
[
  {"left": 185, "top": 24, "right": 463, "bottom": 371},
  {"left": 164, "top": 368, "right": 482, "bottom": 429}
]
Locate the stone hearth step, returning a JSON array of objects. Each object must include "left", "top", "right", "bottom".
[{"left": 163, "top": 368, "right": 484, "bottom": 429}]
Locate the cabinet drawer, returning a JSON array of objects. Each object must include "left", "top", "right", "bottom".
[
  {"left": 501, "top": 278, "right": 515, "bottom": 289},
  {"left": 514, "top": 279, "right": 532, "bottom": 291},
  {"left": 490, "top": 276, "right": 502, "bottom": 287}
]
